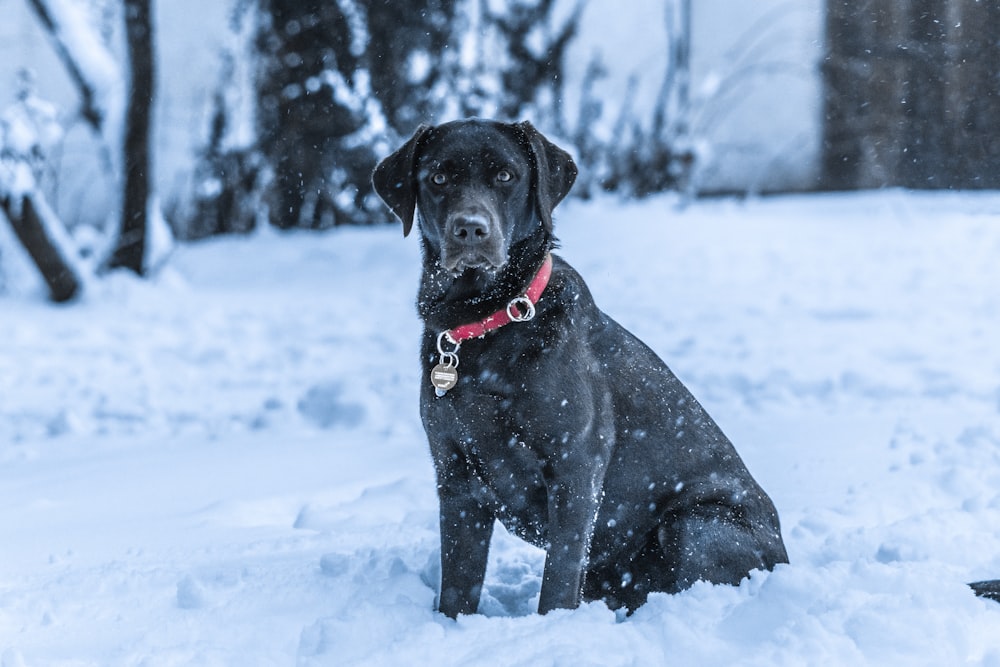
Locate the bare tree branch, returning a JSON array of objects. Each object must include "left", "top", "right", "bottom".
[{"left": 1, "top": 192, "right": 81, "bottom": 302}]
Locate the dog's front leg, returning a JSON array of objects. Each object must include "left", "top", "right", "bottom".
[
  {"left": 537, "top": 474, "right": 603, "bottom": 614},
  {"left": 435, "top": 455, "right": 495, "bottom": 619}
]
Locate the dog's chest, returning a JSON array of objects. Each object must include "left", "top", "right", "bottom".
[
  {"left": 428, "top": 362, "right": 559, "bottom": 542},
  {"left": 447, "top": 415, "right": 552, "bottom": 544}
]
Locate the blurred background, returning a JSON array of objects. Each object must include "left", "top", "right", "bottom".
[{"left": 0, "top": 0, "right": 997, "bottom": 297}]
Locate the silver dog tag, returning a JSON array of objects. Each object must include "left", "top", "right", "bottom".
[{"left": 431, "top": 363, "right": 458, "bottom": 396}]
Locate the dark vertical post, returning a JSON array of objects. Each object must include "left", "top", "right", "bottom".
[
  {"left": 821, "top": 0, "right": 867, "bottom": 190},
  {"left": 108, "top": 0, "right": 155, "bottom": 274},
  {"left": 899, "top": 0, "right": 949, "bottom": 188}
]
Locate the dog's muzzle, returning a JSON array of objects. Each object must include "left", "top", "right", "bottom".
[{"left": 441, "top": 210, "right": 507, "bottom": 272}]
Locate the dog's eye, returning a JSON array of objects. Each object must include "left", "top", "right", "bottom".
[
  {"left": 496, "top": 169, "right": 513, "bottom": 183},
  {"left": 431, "top": 172, "right": 448, "bottom": 186}
]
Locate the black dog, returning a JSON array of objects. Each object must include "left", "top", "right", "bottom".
[{"left": 372, "top": 118, "right": 790, "bottom": 617}]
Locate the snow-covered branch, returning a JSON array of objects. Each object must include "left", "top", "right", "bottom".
[
  {"left": 0, "top": 71, "right": 63, "bottom": 199},
  {"left": 1, "top": 80, "right": 84, "bottom": 301},
  {"left": 25, "top": 0, "right": 124, "bottom": 140}
]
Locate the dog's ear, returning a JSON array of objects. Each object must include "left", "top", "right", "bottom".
[
  {"left": 516, "top": 121, "right": 578, "bottom": 232},
  {"left": 372, "top": 125, "right": 432, "bottom": 237}
]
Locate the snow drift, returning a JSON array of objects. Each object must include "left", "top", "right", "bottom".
[{"left": 1, "top": 190, "right": 1000, "bottom": 665}]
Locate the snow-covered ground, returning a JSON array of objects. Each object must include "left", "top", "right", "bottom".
[{"left": 2, "top": 190, "right": 1000, "bottom": 666}]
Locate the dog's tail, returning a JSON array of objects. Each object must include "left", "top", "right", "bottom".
[{"left": 970, "top": 580, "right": 1000, "bottom": 602}]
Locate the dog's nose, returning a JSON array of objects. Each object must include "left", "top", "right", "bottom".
[{"left": 451, "top": 214, "right": 491, "bottom": 242}]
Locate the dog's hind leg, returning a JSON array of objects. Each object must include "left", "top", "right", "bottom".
[
  {"left": 656, "top": 503, "right": 787, "bottom": 593},
  {"left": 970, "top": 580, "right": 1000, "bottom": 602},
  {"left": 583, "top": 534, "right": 671, "bottom": 612}
]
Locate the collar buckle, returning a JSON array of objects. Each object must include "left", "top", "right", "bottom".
[{"left": 506, "top": 295, "right": 536, "bottom": 322}]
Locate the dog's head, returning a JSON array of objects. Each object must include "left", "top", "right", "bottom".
[{"left": 372, "top": 119, "right": 577, "bottom": 273}]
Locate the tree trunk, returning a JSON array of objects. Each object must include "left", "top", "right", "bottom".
[
  {"left": 1, "top": 193, "right": 80, "bottom": 303},
  {"left": 254, "top": 0, "right": 388, "bottom": 229},
  {"left": 108, "top": 0, "right": 155, "bottom": 274},
  {"left": 821, "top": 0, "right": 1000, "bottom": 190}
]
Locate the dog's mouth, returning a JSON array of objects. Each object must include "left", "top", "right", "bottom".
[{"left": 440, "top": 248, "right": 507, "bottom": 274}]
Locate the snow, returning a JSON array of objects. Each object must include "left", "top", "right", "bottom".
[
  {"left": 0, "top": 84, "right": 63, "bottom": 200},
  {"left": 2, "top": 190, "right": 1000, "bottom": 665},
  {"left": 143, "top": 194, "right": 175, "bottom": 275}
]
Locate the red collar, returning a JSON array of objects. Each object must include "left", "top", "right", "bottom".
[
  {"left": 444, "top": 253, "right": 553, "bottom": 345},
  {"left": 430, "top": 254, "right": 553, "bottom": 396}
]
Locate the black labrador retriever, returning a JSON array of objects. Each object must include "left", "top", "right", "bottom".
[{"left": 372, "top": 118, "right": 790, "bottom": 617}]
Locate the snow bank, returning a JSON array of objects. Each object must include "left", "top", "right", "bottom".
[{"left": 1, "top": 191, "right": 999, "bottom": 665}]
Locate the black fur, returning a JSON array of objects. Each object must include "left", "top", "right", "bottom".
[
  {"left": 971, "top": 580, "right": 1000, "bottom": 603},
  {"left": 373, "top": 119, "right": 790, "bottom": 617}
]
